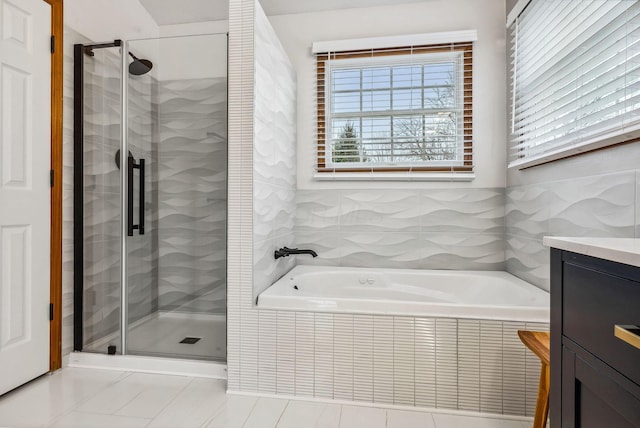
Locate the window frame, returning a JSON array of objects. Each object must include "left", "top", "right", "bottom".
[{"left": 316, "top": 42, "right": 473, "bottom": 175}]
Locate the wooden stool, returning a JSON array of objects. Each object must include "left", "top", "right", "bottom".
[{"left": 518, "top": 330, "right": 550, "bottom": 428}]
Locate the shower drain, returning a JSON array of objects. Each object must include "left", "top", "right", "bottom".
[{"left": 179, "top": 337, "right": 201, "bottom": 344}]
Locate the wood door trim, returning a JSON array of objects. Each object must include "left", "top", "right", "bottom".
[{"left": 43, "top": 0, "right": 63, "bottom": 371}]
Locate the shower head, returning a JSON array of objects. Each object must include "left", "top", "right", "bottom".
[{"left": 128, "top": 52, "right": 153, "bottom": 76}]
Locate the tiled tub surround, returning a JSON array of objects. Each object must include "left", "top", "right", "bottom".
[
  {"left": 295, "top": 188, "right": 505, "bottom": 270},
  {"left": 155, "top": 78, "right": 228, "bottom": 314},
  {"left": 506, "top": 170, "right": 638, "bottom": 291},
  {"left": 255, "top": 311, "right": 548, "bottom": 417},
  {"left": 228, "top": 0, "right": 548, "bottom": 417},
  {"left": 256, "top": 266, "right": 548, "bottom": 416},
  {"left": 252, "top": 4, "right": 297, "bottom": 300}
]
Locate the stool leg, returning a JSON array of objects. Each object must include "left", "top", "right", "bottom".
[{"left": 532, "top": 363, "right": 550, "bottom": 428}]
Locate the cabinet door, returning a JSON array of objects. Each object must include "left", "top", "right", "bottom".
[
  {"left": 563, "top": 262, "right": 640, "bottom": 385},
  {"left": 562, "top": 345, "right": 640, "bottom": 427}
]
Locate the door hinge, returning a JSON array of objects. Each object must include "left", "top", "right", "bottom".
[
  {"left": 49, "top": 303, "right": 54, "bottom": 321},
  {"left": 50, "top": 170, "right": 54, "bottom": 188},
  {"left": 50, "top": 35, "right": 55, "bottom": 54}
]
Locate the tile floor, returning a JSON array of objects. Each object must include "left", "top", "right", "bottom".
[{"left": 0, "top": 368, "right": 536, "bottom": 428}]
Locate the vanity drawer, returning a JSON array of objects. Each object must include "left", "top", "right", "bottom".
[{"left": 563, "top": 262, "right": 640, "bottom": 385}]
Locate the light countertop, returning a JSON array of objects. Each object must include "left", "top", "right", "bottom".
[{"left": 543, "top": 237, "right": 640, "bottom": 268}]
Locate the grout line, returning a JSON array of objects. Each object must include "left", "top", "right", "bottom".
[
  {"left": 111, "top": 381, "right": 147, "bottom": 416},
  {"left": 429, "top": 411, "right": 437, "bottom": 428},
  {"left": 150, "top": 376, "right": 197, "bottom": 423},
  {"left": 273, "top": 400, "right": 291, "bottom": 428},
  {"left": 199, "top": 388, "right": 236, "bottom": 428},
  {"left": 239, "top": 396, "right": 262, "bottom": 428},
  {"left": 45, "top": 369, "right": 132, "bottom": 426}
]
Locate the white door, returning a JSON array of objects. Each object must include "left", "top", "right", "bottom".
[{"left": 0, "top": 0, "right": 51, "bottom": 395}]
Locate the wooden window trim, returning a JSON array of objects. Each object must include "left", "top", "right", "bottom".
[{"left": 316, "top": 42, "right": 473, "bottom": 174}]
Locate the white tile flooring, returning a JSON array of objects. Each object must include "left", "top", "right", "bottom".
[{"left": 0, "top": 368, "right": 536, "bottom": 428}]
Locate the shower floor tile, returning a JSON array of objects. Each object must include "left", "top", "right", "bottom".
[{"left": 126, "top": 312, "right": 226, "bottom": 361}]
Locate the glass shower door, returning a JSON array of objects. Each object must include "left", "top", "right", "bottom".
[
  {"left": 75, "top": 40, "right": 123, "bottom": 355},
  {"left": 124, "top": 34, "right": 228, "bottom": 361}
]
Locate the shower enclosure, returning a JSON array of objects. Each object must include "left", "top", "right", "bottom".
[{"left": 73, "top": 34, "right": 227, "bottom": 362}]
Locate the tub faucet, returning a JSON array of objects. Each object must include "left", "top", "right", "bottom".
[{"left": 274, "top": 247, "right": 318, "bottom": 259}]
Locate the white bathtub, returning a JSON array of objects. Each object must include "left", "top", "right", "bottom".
[{"left": 258, "top": 265, "right": 549, "bottom": 323}]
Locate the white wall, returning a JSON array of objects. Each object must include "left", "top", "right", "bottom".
[
  {"left": 65, "top": 0, "right": 161, "bottom": 81},
  {"left": 64, "top": 0, "right": 160, "bottom": 41},
  {"left": 154, "top": 21, "right": 229, "bottom": 81},
  {"left": 130, "top": 33, "right": 228, "bottom": 81},
  {"left": 160, "top": 21, "right": 229, "bottom": 37},
  {"left": 268, "top": 0, "right": 507, "bottom": 190}
]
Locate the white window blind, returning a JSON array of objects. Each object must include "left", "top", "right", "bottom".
[
  {"left": 314, "top": 39, "right": 474, "bottom": 178},
  {"left": 509, "top": 0, "right": 640, "bottom": 168}
]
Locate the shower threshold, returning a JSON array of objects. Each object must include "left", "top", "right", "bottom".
[{"left": 67, "top": 351, "right": 227, "bottom": 379}]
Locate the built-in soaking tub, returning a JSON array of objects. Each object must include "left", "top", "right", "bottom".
[
  {"left": 256, "top": 265, "right": 550, "bottom": 416},
  {"left": 258, "top": 265, "right": 549, "bottom": 322}
]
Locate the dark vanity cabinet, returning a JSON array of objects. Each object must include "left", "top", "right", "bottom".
[{"left": 550, "top": 249, "right": 640, "bottom": 427}]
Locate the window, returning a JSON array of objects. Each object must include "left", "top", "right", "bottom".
[
  {"left": 508, "top": 0, "right": 640, "bottom": 169},
  {"left": 314, "top": 36, "right": 473, "bottom": 179}
]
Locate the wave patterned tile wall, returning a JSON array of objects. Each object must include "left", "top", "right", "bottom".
[
  {"left": 252, "top": 4, "right": 297, "bottom": 300},
  {"left": 155, "top": 78, "right": 228, "bottom": 314},
  {"left": 506, "top": 171, "right": 637, "bottom": 290},
  {"left": 295, "top": 189, "right": 505, "bottom": 271}
]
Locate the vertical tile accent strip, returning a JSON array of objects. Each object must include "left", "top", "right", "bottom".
[
  {"left": 435, "top": 318, "right": 458, "bottom": 409},
  {"left": 457, "top": 319, "right": 480, "bottom": 412},
  {"left": 393, "top": 317, "right": 415, "bottom": 406},
  {"left": 479, "top": 320, "right": 504, "bottom": 414},
  {"left": 276, "top": 311, "right": 296, "bottom": 395},
  {"left": 373, "top": 316, "right": 394, "bottom": 404},
  {"left": 353, "top": 315, "right": 374, "bottom": 403},
  {"left": 502, "top": 321, "right": 527, "bottom": 416},
  {"left": 414, "top": 317, "right": 437, "bottom": 408},
  {"left": 333, "top": 314, "right": 354, "bottom": 401},
  {"left": 314, "top": 313, "right": 334, "bottom": 399},
  {"left": 258, "top": 310, "right": 277, "bottom": 393},
  {"left": 295, "top": 312, "right": 315, "bottom": 397}
]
